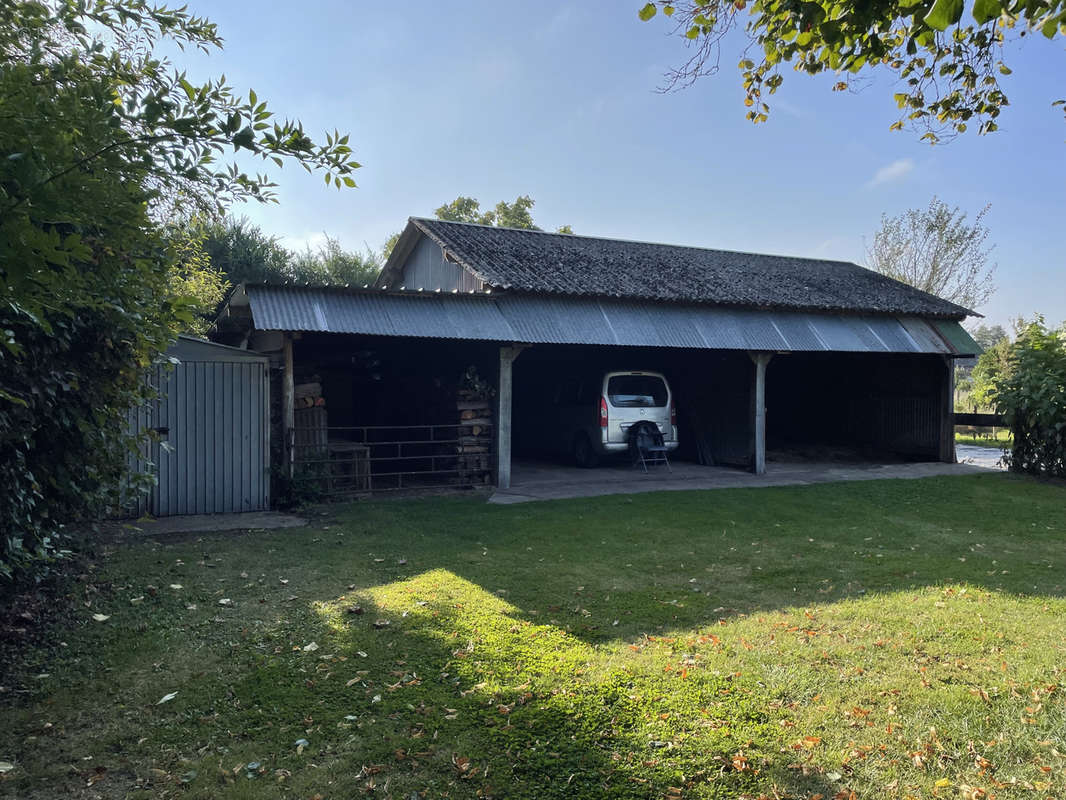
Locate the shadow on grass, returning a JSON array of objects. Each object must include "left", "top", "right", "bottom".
[
  {"left": 315, "top": 474, "right": 1066, "bottom": 646},
  {"left": 154, "top": 569, "right": 840, "bottom": 800},
  {"left": 13, "top": 473, "right": 1062, "bottom": 797}
]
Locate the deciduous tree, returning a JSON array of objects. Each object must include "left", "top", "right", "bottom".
[
  {"left": 637, "top": 0, "right": 1066, "bottom": 142},
  {"left": 433, "top": 195, "right": 574, "bottom": 233},
  {"left": 865, "top": 197, "right": 996, "bottom": 310}
]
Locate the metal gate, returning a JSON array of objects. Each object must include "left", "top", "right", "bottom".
[{"left": 125, "top": 337, "right": 270, "bottom": 516}]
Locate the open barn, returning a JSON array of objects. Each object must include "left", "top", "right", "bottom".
[{"left": 212, "top": 218, "right": 979, "bottom": 496}]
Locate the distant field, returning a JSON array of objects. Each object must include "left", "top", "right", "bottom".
[{"left": 955, "top": 427, "right": 1012, "bottom": 448}]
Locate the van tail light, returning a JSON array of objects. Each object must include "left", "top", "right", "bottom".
[
  {"left": 600, "top": 396, "right": 608, "bottom": 428},
  {"left": 670, "top": 401, "right": 677, "bottom": 426}
]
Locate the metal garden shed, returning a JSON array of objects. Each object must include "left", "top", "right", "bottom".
[{"left": 126, "top": 336, "right": 270, "bottom": 516}]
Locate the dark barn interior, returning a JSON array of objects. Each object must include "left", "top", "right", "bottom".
[
  {"left": 765, "top": 353, "right": 950, "bottom": 462},
  {"left": 510, "top": 344, "right": 951, "bottom": 470},
  {"left": 278, "top": 334, "right": 500, "bottom": 493},
  {"left": 289, "top": 334, "right": 498, "bottom": 429},
  {"left": 255, "top": 327, "right": 954, "bottom": 497}
]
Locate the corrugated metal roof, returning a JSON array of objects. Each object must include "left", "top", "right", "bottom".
[
  {"left": 931, "top": 319, "right": 981, "bottom": 355},
  {"left": 243, "top": 285, "right": 978, "bottom": 356}
]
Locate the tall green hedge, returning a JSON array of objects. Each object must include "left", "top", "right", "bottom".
[{"left": 1, "top": 1, "right": 357, "bottom": 584}]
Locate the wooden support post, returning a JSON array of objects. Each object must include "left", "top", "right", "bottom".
[
  {"left": 494, "top": 345, "right": 529, "bottom": 489},
  {"left": 282, "top": 333, "right": 295, "bottom": 478},
  {"left": 749, "top": 352, "right": 773, "bottom": 475},
  {"left": 939, "top": 355, "right": 956, "bottom": 464}
]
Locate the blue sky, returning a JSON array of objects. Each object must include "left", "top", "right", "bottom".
[{"left": 177, "top": 1, "right": 1065, "bottom": 328}]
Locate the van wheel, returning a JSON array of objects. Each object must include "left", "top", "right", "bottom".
[{"left": 573, "top": 434, "right": 599, "bottom": 468}]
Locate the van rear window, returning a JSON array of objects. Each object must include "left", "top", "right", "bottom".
[{"left": 607, "top": 375, "right": 667, "bottom": 407}]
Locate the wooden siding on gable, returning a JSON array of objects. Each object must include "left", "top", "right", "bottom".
[{"left": 400, "top": 235, "right": 484, "bottom": 292}]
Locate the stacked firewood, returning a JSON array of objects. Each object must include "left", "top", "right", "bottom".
[{"left": 456, "top": 392, "right": 492, "bottom": 484}]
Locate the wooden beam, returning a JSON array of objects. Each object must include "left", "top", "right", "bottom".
[
  {"left": 953, "top": 412, "right": 1004, "bottom": 427},
  {"left": 749, "top": 352, "right": 773, "bottom": 475},
  {"left": 282, "top": 334, "right": 295, "bottom": 478},
  {"left": 939, "top": 356, "right": 956, "bottom": 464},
  {"left": 494, "top": 345, "right": 529, "bottom": 490}
]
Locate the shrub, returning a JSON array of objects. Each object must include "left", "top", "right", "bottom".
[{"left": 994, "top": 318, "right": 1066, "bottom": 478}]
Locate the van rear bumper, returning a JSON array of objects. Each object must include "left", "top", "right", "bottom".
[{"left": 601, "top": 441, "right": 679, "bottom": 454}]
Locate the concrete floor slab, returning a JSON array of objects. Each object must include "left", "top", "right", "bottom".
[
  {"left": 955, "top": 444, "right": 1007, "bottom": 470},
  {"left": 116, "top": 511, "right": 308, "bottom": 535},
  {"left": 489, "top": 456, "right": 992, "bottom": 504}
]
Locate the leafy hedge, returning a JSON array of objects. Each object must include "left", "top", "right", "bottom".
[
  {"left": 995, "top": 319, "right": 1066, "bottom": 478},
  {"left": 0, "top": 299, "right": 169, "bottom": 581},
  {"left": 1, "top": 1, "right": 357, "bottom": 584}
]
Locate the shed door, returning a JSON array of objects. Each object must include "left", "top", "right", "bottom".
[{"left": 153, "top": 360, "right": 269, "bottom": 515}]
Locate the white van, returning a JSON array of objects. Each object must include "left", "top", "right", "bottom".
[{"left": 549, "top": 370, "right": 679, "bottom": 467}]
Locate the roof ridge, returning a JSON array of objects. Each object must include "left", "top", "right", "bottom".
[{"left": 412, "top": 216, "right": 863, "bottom": 269}]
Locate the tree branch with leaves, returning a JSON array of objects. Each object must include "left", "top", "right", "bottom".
[{"left": 638, "top": 0, "right": 1066, "bottom": 142}]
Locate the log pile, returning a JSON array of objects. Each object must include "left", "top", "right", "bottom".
[
  {"left": 294, "top": 382, "right": 327, "bottom": 461},
  {"left": 456, "top": 393, "right": 492, "bottom": 485}
]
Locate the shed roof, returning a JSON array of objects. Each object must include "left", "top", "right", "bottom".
[
  {"left": 238, "top": 284, "right": 979, "bottom": 356},
  {"left": 170, "top": 334, "right": 269, "bottom": 363},
  {"left": 388, "top": 218, "right": 973, "bottom": 319}
]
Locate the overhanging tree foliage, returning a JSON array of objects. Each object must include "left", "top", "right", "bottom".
[
  {"left": 0, "top": 1, "right": 358, "bottom": 582},
  {"left": 638, "top": 0, "right": 1066, "bottom": 141},
  {"left": 865, "top": 197, "right": 996, "bottom": 310}
]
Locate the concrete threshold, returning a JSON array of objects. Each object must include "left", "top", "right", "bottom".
[
  {"left": 489, "top": 459, "right": 991, "bottom": 504},
  {"left": 117, "top": 511, "right": 308, "bottom": 535}
]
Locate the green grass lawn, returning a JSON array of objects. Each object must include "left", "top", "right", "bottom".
[
  {"left": 2, "top": 474, "right": 1065, "bottom": 799},
  {"left": 955, "top": 429, "right": 1013, "bottom": 449}
]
